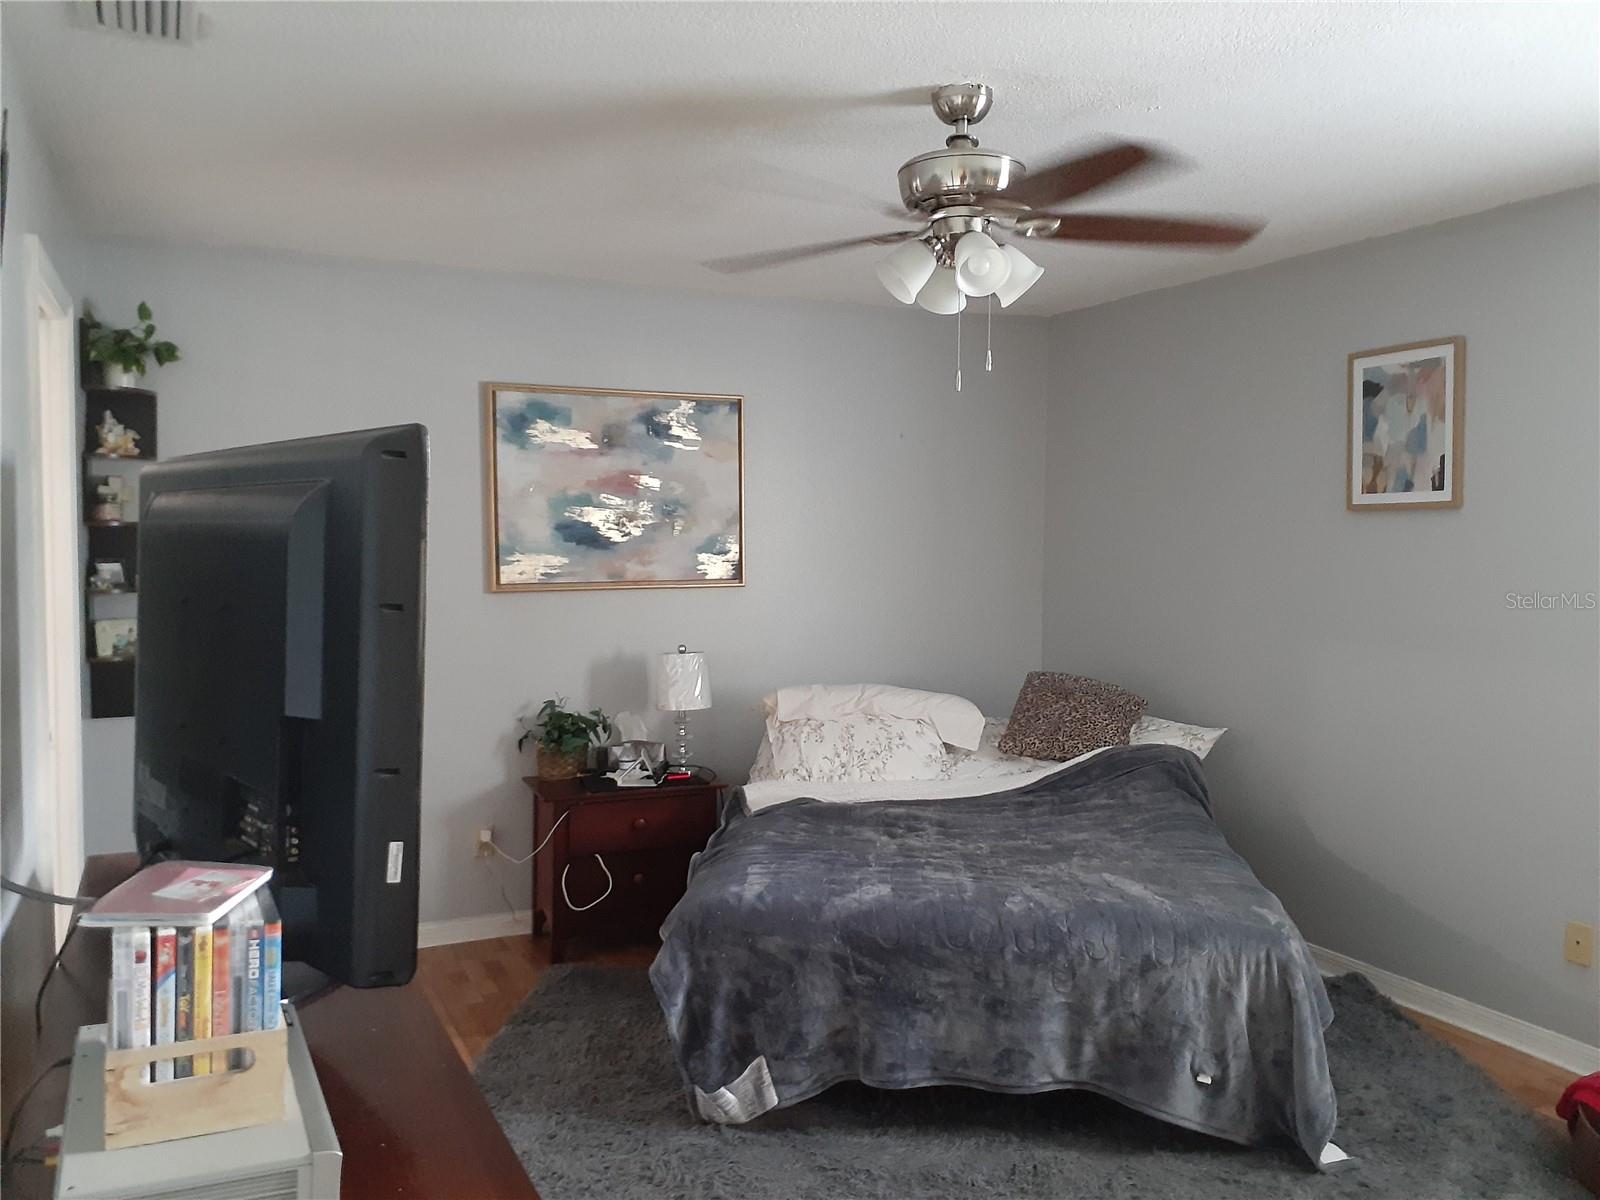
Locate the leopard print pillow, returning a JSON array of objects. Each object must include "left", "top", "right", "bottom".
[{"left": 996, "top": 672, "right": 1146, "bottom": 761}]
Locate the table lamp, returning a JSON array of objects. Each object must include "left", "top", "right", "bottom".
[{"left": 657, "top": 645, "right": 711, "bottom": 768}]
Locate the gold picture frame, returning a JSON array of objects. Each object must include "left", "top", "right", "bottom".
[
  {"left": 482, "top": 382, "right": 745, "bottom": 592},
  {"left": 1347, "top": 336, "right": 1465, "bottom": 511}
]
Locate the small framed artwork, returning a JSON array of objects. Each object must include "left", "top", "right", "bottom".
[
  {"left": 483, "top": 382, "right": 744, "bottom": 591},
  {"left": 93, "top": 618, "right": 137, "bottom": 660},
  {"left": 1348, "top": 337, "right": 1465, "bottom": 510},
  {"left": 89, "top": 560, "right": 128, "bottom": 593}
]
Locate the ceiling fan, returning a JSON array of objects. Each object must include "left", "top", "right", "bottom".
[{"left": 704, "top": 83, "right": 1262, "bottom": 316}]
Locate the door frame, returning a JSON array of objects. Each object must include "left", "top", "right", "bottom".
[{"left": 23, "top": 233, "right": 85, "bottom": 943}]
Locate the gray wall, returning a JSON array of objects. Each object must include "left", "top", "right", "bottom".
[
  {"left": 1042, "top": 187, "right": 1600, "bottom": 1041},
  {"left": 77, "top": 241, "right": 1050, "bottom": 924},
  {"left": 1, "top": 36, "right": 87, "bottom": 1116}
]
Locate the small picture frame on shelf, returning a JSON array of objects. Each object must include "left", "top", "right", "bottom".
[
  {"left": 93, "top": 618, "right": 137, "bottom": 660},
  {"left": 89, "top": 560, "right": 127, "bottom": 593}
]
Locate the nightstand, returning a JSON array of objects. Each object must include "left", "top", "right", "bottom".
[{"left": 525, "top": 777, "right": 722, "bottom": 963}]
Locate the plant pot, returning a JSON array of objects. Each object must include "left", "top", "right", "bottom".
[
  {"left": 99, "top": 363, "right": 143, "bottom": 390},
  {"left": 536, "top": 744, "right": 587, "bottom": 781}
]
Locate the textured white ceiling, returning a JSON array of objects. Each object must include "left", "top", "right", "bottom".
[{"left": 7, "top": 2, "right": 1597, "bottom": 314}]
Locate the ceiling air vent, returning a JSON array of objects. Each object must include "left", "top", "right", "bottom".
[{"left": 73, "top": 1, "right": 201, "bottom": 45}]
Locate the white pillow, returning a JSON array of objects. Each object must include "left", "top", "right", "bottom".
[
  {"left": 761, "top": 714, "right": 948, "bottom": 783},
  {"left": 1129, "top": 714, "right": 1227, "bottom": 759},
  {"left": 763, "top": 684, "right": 985, "bottom": 752}
]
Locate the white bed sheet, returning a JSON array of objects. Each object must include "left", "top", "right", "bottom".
[{"left": 742, "top": 745, "right": 1110, "bottom": 814}]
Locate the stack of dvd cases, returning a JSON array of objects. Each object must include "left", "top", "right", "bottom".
[{"left": 85, "top": 863, "right": 282, "bottom": 1083}]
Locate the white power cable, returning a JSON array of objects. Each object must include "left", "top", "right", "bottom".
[
  {"left": 487, "top": 808, "right": 570, "bottom": 865},
  {"left": 485, "top": 807, "right": 615, "bottom": 911},
  {"left": 560, "top": 856, "right": 613, "bottom": 912}
]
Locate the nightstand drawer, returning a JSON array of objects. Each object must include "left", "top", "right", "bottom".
[{"left": 568, "top": 792, "right": 715, "bottom": 856}]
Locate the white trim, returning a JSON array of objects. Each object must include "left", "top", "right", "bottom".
[
  {"left": 1311, "top": 943, "right": 1600, "bottom": 1076},
  {"left": 417, "top": 908, "right": 533, "bottom": 949},
  {"left": 23, "top": 235, "right": 85, "bottom": 946}
]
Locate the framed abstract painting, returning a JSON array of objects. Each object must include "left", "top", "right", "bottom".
[
  {"left": 483, "top": 382, "right": 744, "bottom": 591},
  {"left": 1347, "top": 337, "right": 1465, "bottom": 511}
]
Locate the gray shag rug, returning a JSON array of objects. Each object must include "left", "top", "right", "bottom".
[{"left": 474, "top": 966, "right": 1581, "bottom": 1200}]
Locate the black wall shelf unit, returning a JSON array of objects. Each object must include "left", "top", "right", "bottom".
[{"left": 83, "top": 386, "right": 155, "bottom": 720}]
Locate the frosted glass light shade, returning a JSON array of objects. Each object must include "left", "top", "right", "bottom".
[
  {"left": 995, "top": 243, "right": 1044, "bottom": 307},
  {"left": 657, "top": 648, "right": 712, "bottom": 711},
  {"left": 953, "top": 231, "right": 1011, "bottom": 297},
  {"left": 875, "top": 240, "right": 936, "bottom": 304},
  {"left": 915, "top": 268, "right": 967, "bottom": 314}
]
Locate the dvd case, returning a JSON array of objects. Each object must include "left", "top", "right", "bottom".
[
  {"left": 242, "top": 897, "right": 265, "bottom": 1039},
  {"left": 192, "top": 922, "right": 213, "bottom": 1076},
  {"left": 152, "top": 928, "right": 177, "bottom": 1083},
  {"left": 210, "top": 915, "right": 232, "bottom": 1074},
  {"left": 174, "top": 929, "right": 195, "bottom": 1077},
  {"left": 259, "top": 889, "right": 283, "bottom": 1032}
]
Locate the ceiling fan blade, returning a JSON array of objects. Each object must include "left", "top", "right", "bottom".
[
  {"left": 1027, "top": 214, "right": 1262, "bottom": 247},
  {"left": 1005, "top": 142, "right": 1163, "bottom": 210},
  {"left": 702, "top": 230, "right": 919, "bottom": 274}
]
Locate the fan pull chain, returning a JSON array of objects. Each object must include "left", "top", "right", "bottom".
[
  {"left": 955, "top": 304, "right": 963, "bottom": 392},
  {"left": 986, "top": 295, "right": 994, "bottom": 373}
]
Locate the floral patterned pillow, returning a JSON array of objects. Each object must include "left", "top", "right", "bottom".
[
  {"left": 1129, "top": 715, "right": 1227, "bottom": 759},
  {"left": 761, "top": 714, "right": 948, "bottom": 783}
]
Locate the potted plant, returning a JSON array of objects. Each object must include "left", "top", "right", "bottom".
[
  {"left": 83, "top": 302, "right": 181, "bottom": 389},
  {"left": 518, "top": 698, "right": 611, "bottom": 781}
]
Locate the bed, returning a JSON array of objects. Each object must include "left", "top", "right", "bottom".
[{"left": 649, "top": 693, "right": 1343, "bottom": 1168}]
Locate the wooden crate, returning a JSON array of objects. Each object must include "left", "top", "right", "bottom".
[{"left": 100, "top": 1018, "right": 287, "bottom": 1149}]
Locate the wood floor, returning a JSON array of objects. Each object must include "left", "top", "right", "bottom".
[{"left": 417, "top": 934, "right": 1574, "bottom": 1131}]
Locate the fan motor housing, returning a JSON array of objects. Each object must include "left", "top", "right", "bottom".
[{"left": 898, "top": 146, "right": 1025, "bottom": 213}]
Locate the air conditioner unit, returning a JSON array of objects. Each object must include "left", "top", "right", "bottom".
[
  {"left": 71, "top": 1, "right": 202, "bottom": 45},
  {"left": 52, "top": 1006, "right": 341, "bottom": 1200}
]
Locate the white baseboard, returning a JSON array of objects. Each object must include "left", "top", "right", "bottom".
[
  {"left": 417, "top": 908, "right": 533, "bottom": 949},
  {"left": 1311, "top": 943, "right": 1600, "bottom": 1076}
]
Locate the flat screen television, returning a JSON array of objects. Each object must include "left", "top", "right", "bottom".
[{"left": 133, "top": 425, "right": 427, "bottom": 988}]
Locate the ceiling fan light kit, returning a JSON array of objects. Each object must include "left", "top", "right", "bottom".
[
  {"left": 952, "top": 230, "right": 1010, "bottom": 297},
  {"left": 915, "top": 268, "right": 967, "bottom": 315},
  {"left": 707, "top": 82, "right": 1261, "bottom": 390},
  {"left": 875, "top": 239, "right": 937, "bottom": 304},
  {"left": 995, "top": 243, "right": 1044, "bottom": 308}
]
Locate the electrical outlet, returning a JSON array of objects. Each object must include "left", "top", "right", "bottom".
[
  {"left": 1565, "top": 921, "right": 1594, "bottom": 967},
  {"left": 476, "top": 827, "right": 495, "bottom": 858}
]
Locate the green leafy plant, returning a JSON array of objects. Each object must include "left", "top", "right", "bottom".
[
  {"left": 517, "top": 698, "right": 611, "bottom": 756},
  {"left": 83, "top": 302, "right": 181, "bottom": 377}
]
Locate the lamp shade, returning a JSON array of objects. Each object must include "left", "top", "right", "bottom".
[
  {"left": 953, "top": 231, "right": 1011, "bottom": 297},
  {"left": 915, "top": 268, "right": 967, "bottom": 314},
  {"left": 875, "top": 240, "right": 936, "bottom": 304},
  {"left": 657, "top": 647, "right": 712, "bottom": 711},
  {"left": 994, "top": 243, "right": 1044, "bottom": 307}
]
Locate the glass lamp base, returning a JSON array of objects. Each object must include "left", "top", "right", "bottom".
[{"left": 668, "top": 712, "right": 692, "bottom": 767}]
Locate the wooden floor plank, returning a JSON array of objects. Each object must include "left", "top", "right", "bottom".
[{"left": 418, "top": 935, "right": 1576, "bottom": 1129}]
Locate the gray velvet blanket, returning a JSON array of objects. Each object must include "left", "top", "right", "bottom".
[{"left": 650, "top": 745, "right": 1339, "bottom": 1166}]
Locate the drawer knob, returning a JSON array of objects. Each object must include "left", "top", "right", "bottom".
[
  {"left": 632, "top": 873, "right": 646, "bottom": 886},
  {"left": 632, "top": 817, "right": 648, "bottom": 831}
]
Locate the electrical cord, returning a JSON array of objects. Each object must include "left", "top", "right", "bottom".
[
  {"left": 33, "top": 911, "right": 86, "bottom": 1038},
  {"left": 0, "top": 878, "right": 94, "bottom": 906},
  {"left": 485, "top": 808, "right": 614, "bottom": 911},
  {"left": 560, "top": 856, "right": 613, "bottom": 912},
  {"left": 0, "top": 1055, "right": 71, "bottom": 1175},
  {"left": 26, "top": 845, "right": 167, "bottom": 1037},
  {"left": 487, "top": 808, "right": 571, "bottom": 866}
]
